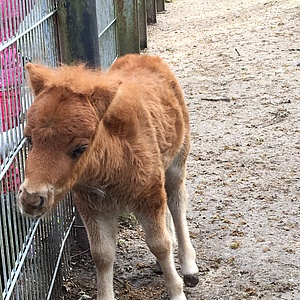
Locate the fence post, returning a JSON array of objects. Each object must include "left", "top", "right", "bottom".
[
  {"left": 146, "top": 0, "right": 157, "bottom": 23},
  {"left": 139, "top": 0, "right": 147, "bottom": 50},
  {"left": 57, "top": 0, "right": 101, "bottom": 67},
  {"left": 115, "top": 0, "right": 140, "bottom": 56},
  {"left": 57, "top": 0, "right": 101, "bottom": 250},
  {"left": 156, "top": 0, "right": 165, "bottom": 12}
]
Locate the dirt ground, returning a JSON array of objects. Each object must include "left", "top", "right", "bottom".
[{"left": 63, "top": 0, "right": 300, "bottom": 299}]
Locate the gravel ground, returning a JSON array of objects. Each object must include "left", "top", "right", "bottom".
[{"left": 64, "top": 1, "right": 300, "bottom": 299}]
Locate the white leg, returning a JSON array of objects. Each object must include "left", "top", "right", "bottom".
[
  {"left": 166, "top": 206, "right": 177, "bottom": 249},
  {"left": 137, "top": 201, "right": 186, "bottom": 300},
  {"left": 80, "top": 212, "right": 118, "bottom": 300},
  {"left": 165, "top": 157, "right": 199, "bottom": 287},
  {"left": 154, "top": 207, "right": 177, "bottom": 274}
]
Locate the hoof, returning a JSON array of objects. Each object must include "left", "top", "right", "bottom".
[{"left": 183, "top": 274, "right": 199, "bottom": 287}]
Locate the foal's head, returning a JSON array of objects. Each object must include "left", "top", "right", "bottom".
[{"left": 18, "top": 64, "right": 98, "bottom": 218}]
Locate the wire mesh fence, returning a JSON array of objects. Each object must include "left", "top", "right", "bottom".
[{"left": 1, "top": 1, "right": 74, "bottom": 299}]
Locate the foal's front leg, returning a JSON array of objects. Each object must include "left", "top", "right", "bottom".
[{"left": 81, "top": 212, "right": 118, "bottom": 300}]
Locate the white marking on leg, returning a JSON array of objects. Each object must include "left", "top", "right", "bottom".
[
  {"left": 166, "top": 159, "right": 198, "bottom": 277},
  {"left": 83, "top": 215, "right": 118, "bottom": 300}
]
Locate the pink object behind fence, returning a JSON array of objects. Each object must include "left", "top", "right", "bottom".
[
  {"left": 0, "top": 47, "right": 23, "bottom": 131},
  {"left": 1, "top": 0, "right": 24, "bottom": 194},
  {"left": 0, "top": 0, "right": 24, "bottom": 131}
]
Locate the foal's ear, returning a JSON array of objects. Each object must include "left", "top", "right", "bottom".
[{"left": 25, "top": 63, "right": 52, "bottom": 96}]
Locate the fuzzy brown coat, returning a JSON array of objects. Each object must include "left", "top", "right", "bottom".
[{"left": 18, "top": 54, "right": 198, "bottom": 300}]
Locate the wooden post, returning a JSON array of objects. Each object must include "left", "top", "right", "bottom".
[
  {"left": 57, "top": 0, "right": 101, "bottom": 250},
  {"left": 115, "top": 0, "right": 140, "bottom": 56},
  {"left": 139, "top": 0, "right": 147, "bottom": 50},
  {"left": 156, "top": 0, "right": 165, "bottom": 12},
  {"left": 146, "top": 0, "right": 157, "bottom": 23},
  {"left": 57, "top": 0, "right": 100, "bottom": 67}
]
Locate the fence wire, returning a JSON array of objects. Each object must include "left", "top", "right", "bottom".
[{"left": 1, "top": 1, "right": 74, "bottom": 299}]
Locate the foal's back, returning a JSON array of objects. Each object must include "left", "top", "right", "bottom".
[{"left": 107, "top": 54, "right": 190, "bottom": 170}]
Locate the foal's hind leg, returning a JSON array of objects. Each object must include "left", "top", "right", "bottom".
[
  {"left": 165, "top": 153, "right": 199, "bottom": 287},
  {"left": 153, "top": 207, "right": 177, "bottom": 274},
  {"left": 137, "top": 191, "right": 186, "bottom": 300}
]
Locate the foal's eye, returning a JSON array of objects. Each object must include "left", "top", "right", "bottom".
[{"left": 70, "top": 144, "right": 88, "bottom": 159}]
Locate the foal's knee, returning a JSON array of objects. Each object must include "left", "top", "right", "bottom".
[{"left": 91, "top": 246, "right": 115, "bottom": 270}]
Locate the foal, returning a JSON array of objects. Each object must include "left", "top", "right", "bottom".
[{"left": 18, "top": 54, "right": 199, "bottom": 300}]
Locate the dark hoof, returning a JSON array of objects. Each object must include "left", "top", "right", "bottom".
[{"left": 184, "top": 274, "right": 199, "bottom": 287}]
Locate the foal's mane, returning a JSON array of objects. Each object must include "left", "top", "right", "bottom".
[{"left": 26, "top": 63, "right": 115, "bottom": 96}]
